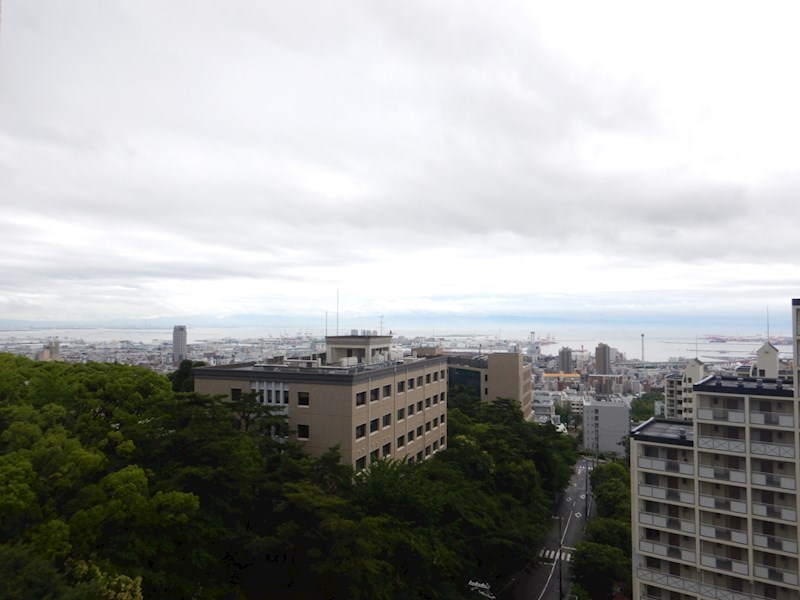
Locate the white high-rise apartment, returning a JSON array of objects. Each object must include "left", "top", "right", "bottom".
[
  {"left": 630, "top": 299, "right": 800, "bottom": 600},
  {"left": 172, "top": 325, "right": 187, "bottom": 365}
]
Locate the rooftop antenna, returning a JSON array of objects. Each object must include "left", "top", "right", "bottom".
[{"left": 767, "top": 306, "right": 770, "bottom": 342}]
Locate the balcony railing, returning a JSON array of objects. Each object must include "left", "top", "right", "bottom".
[
  {"left": 700, "top": 553, "right": 749, "bottom": 575},
  {"left": 700, "top": 523, "right": 748, "bottom": 545},
  {"left": 752, "top": 533, "right": 799, "bottom": 554},
  {"left": 640, "top": 511, "right": 696, "bottom": 534},
  {"left": 697, "top": 436, "right": 746, "bottom": 453},
  {"left": 699, "top": 493, "right": 748, "bottom": 514},
  {"left": 750, "top": 441, "right": 796, "bottom": 459},
  {"left": 751, "top": 411, "right": 794, "bottom": 428},
  {"left": 639, "top": 539, "right": 696, "bottom": 563},
  {"left": 638, "top": 456, "right": 694, "bottom": 475},
  {"left": 752, "top": 501, "right": 797, "bottom": 522},
  {"left": 639, "top": 484, "right": 694, "bottom": 504},
  {"left": 698, "top": 464, "right": 747, "bottom": 484},
  {"left": 698, "top": 407, "right": 745, "bottom": 423},
  {"left": 751, "top": 470, "right": 796, "bottom": 490},
  {"left": 753, "top": 563, "right": 800, "bottom": 586},
  {"left": 637, "top": 567, "right": 781, "bottom": 600}
]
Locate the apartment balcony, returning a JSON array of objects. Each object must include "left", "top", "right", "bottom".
[
  {"left": 699, "top": 523, "right": 748, "bottom": 545},
  {"left": 699, "top": 493, "right": 747, "bottom": 514},
  {"left": 698, "top": 464, "right": 747, "bottom": 484},
  {"left": 637, "top": 567, "right": 795, "bottom": 600},
  {"left": 697, "top": 436, "right": 746, "bottom": 453},
  {"left": 700, "top": 553, "right": 749, "bottom": 576},
  {"left": 639, "top": 539, "right": 696, "bottom": 563},
  {"left": 750, "top": 410, "right": 794, "bottom": 428},
  {"left": 753, "top": 563, "right": 799, "bottom": 586},
  {"left": 752, "top": 502, "right": 797, "bottom": 523},
  {"left": 639, "top": 484, "right": 695, "bottom": 505},
  {"left": 640, "top": 511, "right": 696, "bottom": 534},
  {"left": 752, "top": 533, "right": 799, "bottom": 554},
  {"left": 751, "top": 470, "right": 796, "bottom": 491},
  {"left": 698, "top": 407, "right": 745, "bottom": 423},
  {"left": 750, "top": 441, "right": 796, "bottom": 459},
  {"left": 638, "top": 455, "right": 694, "bottom": 476}
]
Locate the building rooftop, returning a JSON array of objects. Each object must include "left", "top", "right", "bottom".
[
  {"left": 631, "top": 418, "right": 694, "bottom": 447},
  {"left": 694, "top": 374, "right": 794, "bottom": 397}
]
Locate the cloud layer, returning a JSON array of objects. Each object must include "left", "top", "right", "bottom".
[{"left": 2, "top": 1, "right": 800, "bottom": 329}]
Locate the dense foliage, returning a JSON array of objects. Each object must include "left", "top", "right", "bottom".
[
  {"left": 631, "top": 391, "right": 662, "bottom": 422},
  {"left": 0, "top": 357, "right": 577, "bottom": 599},
  {"left": 572, "top": 460, "right": 632, "bottom": 599}
]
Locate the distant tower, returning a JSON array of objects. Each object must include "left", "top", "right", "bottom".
[
  {"left": 595, "top": 342, "right": 611, "bottom": 375},
  {"left": 641, "top": 333, "right": 645, "bottom": 361},
  {"left": 173, "top": 325, "right": 187, "bottom": 365},
  {"left": 559, "top": 346, "right": 572, "bottom": 373}
]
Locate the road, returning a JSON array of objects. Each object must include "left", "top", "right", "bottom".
[{"left": 502, "top": 456, "right": 595, "bottom": 600}]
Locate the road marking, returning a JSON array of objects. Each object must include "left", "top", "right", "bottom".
[
  {"left": 580, "top": 494, "right": 585, "bottom": 499},
  {"left": 538, "top": 549, "right": 573, "bottom": 563},
  {"left": 574, "top": 512, "right": 582, "bottom": 518},
  {"left": 566, "top": 497, "right": 573, "bottom": 503}
]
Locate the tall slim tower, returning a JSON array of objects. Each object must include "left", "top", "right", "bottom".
[{"left": 172, "top": 325, "right": 187, "bottom": 365}]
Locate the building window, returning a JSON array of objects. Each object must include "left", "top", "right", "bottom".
[
  {"left": 356, "top": 391, "right": 366, "bottom": 406},
  {"left": 441, "top": 414, "right": 446, "bottom": 423},
  {"left": 425, "top": 445, "right": 431, "bottom": 457},
  {"left": 355, "top": 457, "right": 366, "bottom": 471},
  {"left": 231, "top": 388, "right": 242, "bottom": 402},
  {"left": 370, "top": 418, "right": 379, "bottom": 433},
  {"left": 382, "top": 414, "right": 391, "bottom": 428},
  {"left": 426, "top": 421, "right": 431, "bottom": 432},
  {"left": 397, "top": 435, "right": 405, "bottom": 448},
  {"left": 484, "top": 387, "right": 488, "bottom": 396},
  {"left": 433, "top": 440, "right": 439, "bottom": 450},
  {"left": 266, "top": 390, "right": 273, "bottom": 403},
  {"left": 484, "top": 374, "right": 488, "bottom": 382},
  {"left": 355, "top": 424, "right": 366, "bottom": 439},
  {"left": 408, "top": 430, "right": 415, "bottom": 442},
  {"left": 397, "top": 407, "right": 405, "bottom": 420},
  {"left": 416, "top": 401, "right": 423, "bottom": 412},
  {"left": 298, "top": 392, "right": 310, "bottom": 406},
  {"left": 408, "top": 378, "right": 415, "bottom": 390},
  {"left": 440, "top": 370, "right": 445, "bottom": 379},
  {"left": 370, "top": 450, "right": 379, "bottom": 463},
  {"left": 416, "top": 426, "right": 423, "bottom": 436},
  {"left": 283, "top": 391, "right": 289, "bottom": 405},
  {"left": 416, "top": 451, "right": 423, "bottom": 462},
  {"left": 408, "top": 404, "right": 415, "bottom": 416},
  {"left": 382, "top": 442, "right": 391, "bottom": 457},
  {"left": 433, "top": 371, "right": 439, "bottom": 381},
  {"left": 416, "top": 376, "right": 423, "bottom": 387},
  {"left": 433, "top": 394, "right": 439, "bottom": 404},
  {"left": 426, "top": 373, "right": 431, "bottom": 384},
  {"left": 433, "top": 417, "right": 439, "bottom": 427},
  {"left": 370, "top": 388, "right": 380, "bottom": 402},
  {"left": 425, "top": 397, "right": 431, "bottom": 408},
  {"left": 397, "top": 380, "right": 405, "bottom": 393},
  {"left": 383, "top": 384, "right": 392, "bottom": 398},
  {"left": 440, "top": 435, "right": 446, "bottom": 446},
  {"left": 297, "top": 424, "right": 309, "bottom": 439},
  {"left": 441, "top": 391, "right": 446, "bottom": 403}
]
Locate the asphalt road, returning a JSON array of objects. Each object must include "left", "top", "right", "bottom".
[{"left": 502, "top": 456, "right": 595, "bottom": 600}]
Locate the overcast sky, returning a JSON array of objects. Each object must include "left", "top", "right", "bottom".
[{"left": 2, "top": 1, "right": 800, "bottom": 333}]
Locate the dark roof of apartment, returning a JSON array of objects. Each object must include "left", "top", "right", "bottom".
[
  {"left": 694, "top": 374, "right": 794, "bottom": 398},
  {"left": 631, "top": 418, "right": 693, "bottom": 447}
]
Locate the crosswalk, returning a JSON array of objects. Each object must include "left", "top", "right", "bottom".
[{"left": 538, "top": 549, "right": 573, "bottom": 562}]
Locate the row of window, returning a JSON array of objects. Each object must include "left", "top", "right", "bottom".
[
  {"left": 355, "top": 415, "right": 446, "bottom": 441},
  {"left": 354, "top": 435, "right": 447, "bottom": 471},
  {"left": 355, "top": 371, "right": 447, "bottom": 406}
]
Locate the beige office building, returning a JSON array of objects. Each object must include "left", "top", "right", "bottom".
[
  {"left": 446, "top": 351, "right": 532, "bottom": 420},
  {"left": 194, "top": 335, "right": 448, "bottom": 470},
  {"left": 630, "top": 299, "right": 800, "bottom": 600}
]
